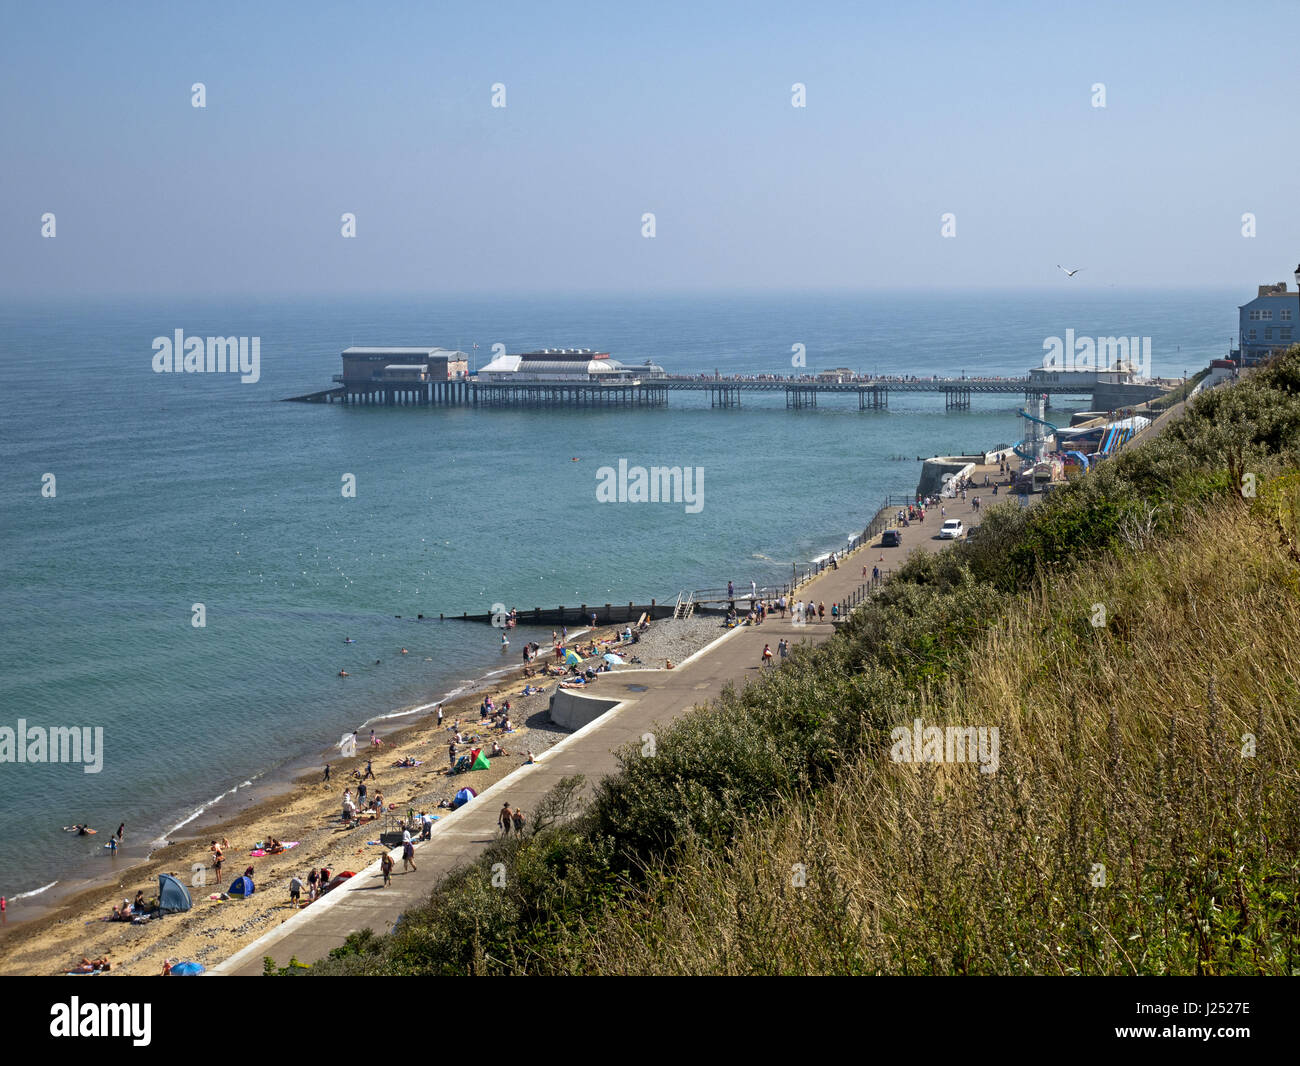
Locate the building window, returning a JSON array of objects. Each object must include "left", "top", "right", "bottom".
[
  {"left": 1249, "top": 329, "right": 1257, "bottom": 340},
  {"left": 1282, "top": 309, "right": 1293, "bottom": 321},
  {"left": 1262, "top": 310, "right": 1273, "bottom": 320},
  {"left": 1265, "top": 328, "right": 1274, "bottom": 340},
  {"left": 1283, "top": 328, "right": 1294, "bottom": 341}
]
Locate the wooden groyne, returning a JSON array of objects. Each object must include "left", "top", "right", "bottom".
[{"left": 445, "top": 601, "right": 688, "bottom": 626}]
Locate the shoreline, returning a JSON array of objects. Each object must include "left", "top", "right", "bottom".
[{"left": 1, "top": 518, "right": 882, "bottom": 914}]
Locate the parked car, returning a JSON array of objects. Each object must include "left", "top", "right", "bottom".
[
  {"left": 881, "top": 529, "right": 902, "bottom": 547},
  {"left": 939, "top": 519, "right": 965, "bottom": 540}
]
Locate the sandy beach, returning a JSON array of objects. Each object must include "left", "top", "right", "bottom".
[{"left": 0, "top": 616, "right": 722, "bottom": 976}]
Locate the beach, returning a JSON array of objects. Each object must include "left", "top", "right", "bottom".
[{"left": 0, "top": 616, "right": 723, "bottom": 976}]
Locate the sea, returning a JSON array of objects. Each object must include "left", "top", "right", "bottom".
[{"left": 0, "top": 288, "right": 1238, "bottom": 904}]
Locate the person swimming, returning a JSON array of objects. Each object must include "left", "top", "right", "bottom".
[
  {"left": 338, "top": 669, "right": 349, "bottom": 677},
  {"left": 343, "top": 638, "right": 356, "bottom": 643}
]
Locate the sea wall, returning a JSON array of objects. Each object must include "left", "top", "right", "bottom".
[{"left": 917, "top": 455, "right": 982, "bottom": 499}]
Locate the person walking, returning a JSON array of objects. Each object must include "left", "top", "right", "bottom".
[
  {"left": 307, "top": 867, "right": 319, "bottom": 902},
  {"left": 512, "top": 807, "right": 525, "bottom": 837},
  {"left": 289, "top": 873, "right": 302, "bottom": 907},
  {"left": 363, "top": 760, "right": 374, "bottom": 780},
  {"left": 762, "top": 644, "right": 773, "bottom": 668},
  {"left": 322, "top": 763, "right": 330, "bottom": 782},
  {"left": 436, "top": 704, "right": 444, "bottom": 727},
  {"left": 380, "top": 852, "right": 394, "bottom": 887},
  {"left": 817, "top": 601, "right": 825, "bottom": 622},
  {"left": 499, "top": 802, "right": 514, "bottom": 837},
  {"left": 872, "top": 565, "right": 880, "bottom": 582},
  {"left": 402, "top": 838, "right": 416, "bottom": 872},
  {"left": 116, "top": 823, "right": 125, "bottom": 842}
]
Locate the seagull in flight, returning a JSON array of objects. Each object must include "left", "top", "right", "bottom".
[{"left": 1057, "top": 264, "right": 1084, "bottom": 278}]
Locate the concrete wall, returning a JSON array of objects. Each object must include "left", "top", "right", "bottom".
[
  {"left": 917, "top": 456, "right": 981, "bottom": 499},
  {"left": 548, "top": 688, "right": 622, "bottom": 731},
  {"left": 1091, "top": 382, "right": 1167, "bottom": 410}
]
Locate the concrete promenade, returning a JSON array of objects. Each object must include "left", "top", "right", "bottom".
[{"left": 216, "top": 477, "right": 1003, "bottom": 975}]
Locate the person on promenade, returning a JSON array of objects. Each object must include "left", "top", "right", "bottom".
[
  {"left": 817, "top": 602, "right": 825, "bottom": 622},
  {"left": 512, "top": 807, "right": 526, "bottom": 836},
  {"left": 499, "top": 802, "right": 514, "bottom": 836},
  {"left": 402, "top": 838, "right": 416, "bottom": 872},
  {"left": 762, "top": 644, "right": 773, "bottom": 668},
  {"left": 778, "top": 638, "right": 788, "bottom": 661},
  {"left": 380, "top": 852, "right": 393, "bottom": 887}
]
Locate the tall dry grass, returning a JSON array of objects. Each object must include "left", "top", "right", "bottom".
[{"left": 562, "top": 499, "right": 1300, "bottom": 974}]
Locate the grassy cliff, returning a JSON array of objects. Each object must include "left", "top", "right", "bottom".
[{"left": 309, "top": 350, "right": 1300, "bottom": 976}]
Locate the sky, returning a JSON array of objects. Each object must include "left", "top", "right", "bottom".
[{"left": 1, "top": 0, "right": 1297, "bottom": 296}]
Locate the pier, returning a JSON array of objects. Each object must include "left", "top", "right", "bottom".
[{"left": 286, "top": 367, "right": 1173, "bottom": 413}]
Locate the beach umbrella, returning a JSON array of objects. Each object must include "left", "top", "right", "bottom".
[
  {"left": 170, "top": 961, "right": 204, "bottom": 976},
  {"left": 563, "top": 648, "right": 583, "bottom": 666},
  {"left": 603, "top": 653, "right": 626, "bottom": 665}
]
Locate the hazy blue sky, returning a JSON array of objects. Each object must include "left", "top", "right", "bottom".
[{"left": 2, "top": 0, "right": 1297, "bottom": 295}]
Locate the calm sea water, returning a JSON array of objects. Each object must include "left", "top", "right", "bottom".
[{"left": 0, "top": 289, "right": 1236, "bottom": 898}]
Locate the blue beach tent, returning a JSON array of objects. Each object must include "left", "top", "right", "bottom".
[
  {"left": 227, "top": 875, "right": 255, "bottom": 897},
  {"left": 157, "top": 873, "right": 192, "bottom": 913}
]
